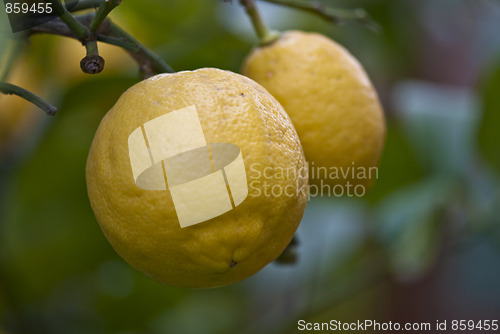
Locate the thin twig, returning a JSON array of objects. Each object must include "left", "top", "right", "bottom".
[
  {"left": 89, "top": 0, "right": 121, "bottom": 36},
  {"left": 28, "top": 14, "right": 174, "bottom": 76},
  {"left": 80, "top": 40, "right": 105, "bottom": 74},
  {"left": 46, "top": 0, "right": 113, "bottom": 75},
  {"left": 240, "top": 0, "right": 281, "bottom": 45},
  {"left": 46, "top": 0, "right": 88, "bottom": 40},
  {"left": 0, "top": 82, "right": 57, "bottom": 115},
  {"left": 27, "top": 12, "right": 94, "bottom": 38},
  {"left": 258, "top": 0, "right": 381, "bottom": 31}
]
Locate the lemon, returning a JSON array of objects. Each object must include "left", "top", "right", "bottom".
[
  {"left": 86, "top": 68, "right": 308, "bottom": 288},
  {"left": 242, "top": 31, "right": 386, "bottom": 190}
]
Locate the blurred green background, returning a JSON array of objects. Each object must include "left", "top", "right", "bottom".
[{"left": 1, "top": 0, "right": 500, "bottom": 333}]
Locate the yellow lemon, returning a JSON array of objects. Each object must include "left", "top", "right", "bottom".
[
  {"left": 242, "top": 31, "right": 386, "bottom": 191},
  {"left": 86, "top": 68, "right": 308, "bottom": 288}
]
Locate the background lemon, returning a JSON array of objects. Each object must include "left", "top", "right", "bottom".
[
  {"left": 242, "top": 31, "right": 386, "bottom": 190},
  {"left": 86, "top": 68, "right": 308, "bottom": 288}
]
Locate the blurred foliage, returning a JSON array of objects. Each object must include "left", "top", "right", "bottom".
[
  {"left": 1, "top": 0, "right": 500, "bottom": 333},
  {"left": 479, "top": 60, "right": 500, "bottom": 173}
]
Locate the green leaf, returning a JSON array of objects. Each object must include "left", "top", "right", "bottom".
[{"left": 478, "top": 62, "right": 500, "bottom": 173}]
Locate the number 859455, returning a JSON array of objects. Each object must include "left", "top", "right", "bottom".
[{"left": 5, "top": 2, "right": 52, "bottom": 14}]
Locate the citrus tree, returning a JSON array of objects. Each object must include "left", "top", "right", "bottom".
[{"left": 1, "top": 0, "right": 500, "bottom": 333}]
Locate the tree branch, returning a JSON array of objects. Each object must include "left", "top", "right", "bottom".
[
  {"left": 258, "top": 0, "right": 381, "bottom": 31},
  {"left": 46, "top": 0, "right": 88, "bottom": 41},
  {"left": 0, "top": 82, "right": 57, "bottom": 115},
  {"left": 28, "top": 14, "right": 174, "bottom": 77},
  {"left": 239, "top": 0, "right": 281, "bottom": 45},
  {"left": 89, "top": 0, "right": 121, "bottom": 36}
]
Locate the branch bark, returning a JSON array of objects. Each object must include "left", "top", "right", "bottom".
[
  {"left": 0, "top": 82, "right": 57, "bottom": 115},
  {"left": 28, "top": 14, "right": 174, "bottom": 77}
]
